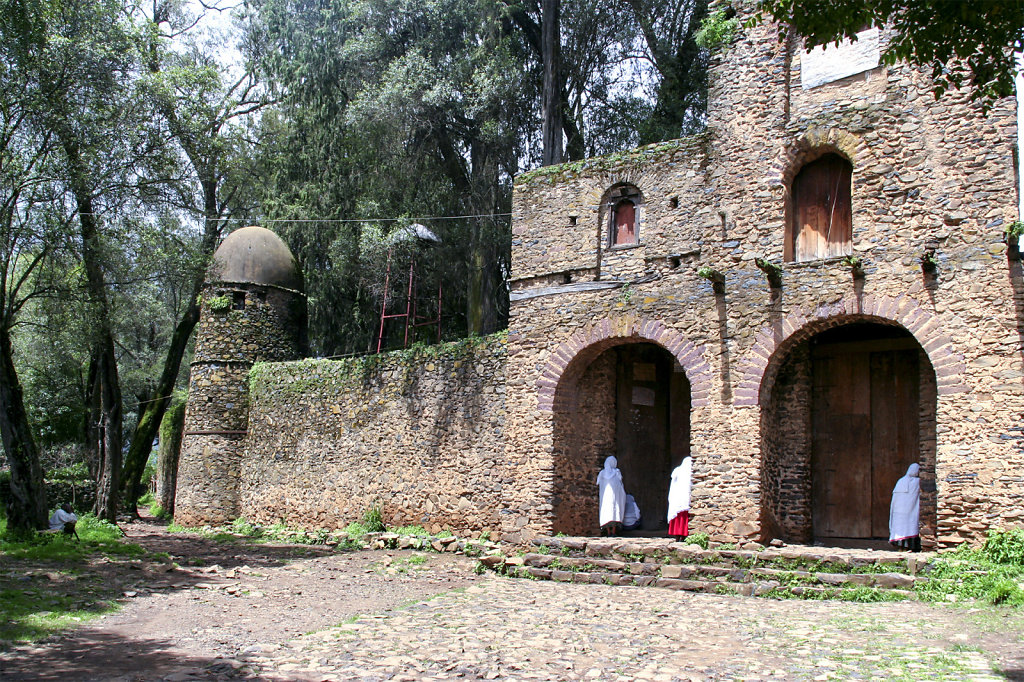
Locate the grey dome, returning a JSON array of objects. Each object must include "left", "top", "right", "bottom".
[{"left": 210, "top": 226, "right": 302, "bottom": 291}]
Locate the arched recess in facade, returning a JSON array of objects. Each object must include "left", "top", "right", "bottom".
[
  {"left": 537, "top": 318, "right": 713, "bottom": 536},
  {"left": 742, "top": 299, "right": 968, "bottom": 549}
]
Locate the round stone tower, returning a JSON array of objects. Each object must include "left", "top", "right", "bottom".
[{"left": 175, "top": 226, "right": 306, "bottom": 526}]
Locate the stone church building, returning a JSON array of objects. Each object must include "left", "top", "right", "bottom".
[{"left": 176, "top": 17, "right": 1024, "bottom": 550}]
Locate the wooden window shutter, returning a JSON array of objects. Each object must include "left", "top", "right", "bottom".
[
  {"left": 791, "top": 154, "right": 852, "bottom": 261},
  {"left": 613, "top": 200, "right": 637, "bottom": 245}
]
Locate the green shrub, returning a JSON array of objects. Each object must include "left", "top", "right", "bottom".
[
  {"left": 230, "top": 517, "right": 262, "bottom": 537},
  {"left": 393, "top": 525, "right": 429, "bottom": 536},
  {"left": 916, "top": 536, "right": 1024, "bottom": 606},
  {"left": 361, "top": 504, "right": 386, "bottom": 533},
  {"left": 685, "top": 532, "right": 710, "bottom": 549},
  {"left": 147, "top": 501, "right": 172, "bottom": 521},
  {"left": 694, "top": 8, "right": 739, "bottom": 51},
  {"left": 343, "top": 522, "right": 369, "bottom": 540},
  {"left": 982, "top": 528, "right": 1024, "bottom": 565}
]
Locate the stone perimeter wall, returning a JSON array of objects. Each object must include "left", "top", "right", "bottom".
[
  {"left": 504, "top": 16, "right": 1024, "bottom": 546},
  {"left": 239, "top": 336, "right": 528, "bottom": 541}
]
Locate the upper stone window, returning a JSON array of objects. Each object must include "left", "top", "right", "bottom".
[
  {"left": 603, "top": 184, "right": 644, "bottom": 248},
  {"left": 801, "top": 27, "right": 881, "bottom": 89},
  {"left": 787, "top": 153, "right": 853, "bottom": 262}
]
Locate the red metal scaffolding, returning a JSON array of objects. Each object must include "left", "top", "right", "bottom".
[{"left": 375, "top": 247, "right": 442, "bottom": 353}]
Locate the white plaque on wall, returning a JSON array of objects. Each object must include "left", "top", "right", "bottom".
[{"left": 801, "top": 28, "right": 881, "bottom": 89}]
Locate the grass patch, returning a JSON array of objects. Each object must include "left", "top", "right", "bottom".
[
  {"left": 0, "top": 586, "right": 120, "bottom": 644},
  {"left": 0, "top": 514, "right": 148, "bottom": 645},
  {"left": 393, "top": 525, "right": 429, "bottom": 536},
  {"left": 915, "top": 529, "right": 1024, "bottom": 606},
  {"left": 0, "top": 515, "right": 143, "bottom": 561}
]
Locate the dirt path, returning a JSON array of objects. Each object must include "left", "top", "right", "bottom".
[
  {"left": 0, "top": 520, "right": 476, "bottom": 681},
  {"left": 1, "top": 521, "right": 1023, "bottom": 681}
]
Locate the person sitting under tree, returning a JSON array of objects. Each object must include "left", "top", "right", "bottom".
[{"left": 49, "top": 503, "right": 79, "bottom": 539}]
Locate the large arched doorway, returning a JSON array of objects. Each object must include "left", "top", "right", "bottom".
[
  {"left": 552, "top": 342, "right": 691, "bottom": 535},
  {"left": 760, "top": 320, "right": 937, "bottom": 548}
]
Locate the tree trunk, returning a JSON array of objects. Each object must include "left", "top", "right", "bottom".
[
  {"left": 155, "top": 392, "right": 186, "bottom": 516},
  {"left": 0, "top": 325, "right": 48, "bottom": 531},
  {"left": 120, "top": 176, "right": 220, "bottom": 515},
  {"left": 541, "top": 0, "right": 563, "bottom": 166},
  {"left": 90, "top": 334, "right": 122, "bottom": 523},
  {"left": 61, "top": 137, "right": 123, "bottom": 523},
  {"left": 120, "top": 302, "right": 198, "bottom": 515},
  {"left": 466, "top": 139, "right": 505, "bottom": 335}
]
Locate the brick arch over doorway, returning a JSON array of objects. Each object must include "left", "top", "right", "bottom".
[
  {"left": 733, "top": 294, "right": 969, "bottom": 408},
  {"left": 766, "top": 126, "right": 868, "bottom": 190},
  {"left": 749, "top": 306, "right": 945, "bottom": 547},
  {"left": 536, "top": 317, "right": 713, "bottom": 413}
]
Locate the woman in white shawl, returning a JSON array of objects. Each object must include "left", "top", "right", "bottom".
[
  {"left": 667, "top": 455, "right": 692, "bottom": 541},
  {"left": 889, "top": 463, "right": 921, "bottom": 551},
  {"left": 597, "top": 456, "right": 626, "bottom": 535}
]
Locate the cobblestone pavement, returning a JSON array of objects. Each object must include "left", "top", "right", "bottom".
[
  {"left": 3, "top": 539, "right": 1023, "bottom": 681},
  {"left": 246, "top": 573, "right": 1022, "bottom": 682}
]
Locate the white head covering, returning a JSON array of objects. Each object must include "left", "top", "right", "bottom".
[
  {"left": 667, "top": 456, "right": 692, "bottom": 521},
  {"left": 597, "top": 456, "right": 626, "bottom": 526},
  {"left": 889, "top": 463, "right": 921, "bottom": 542}
]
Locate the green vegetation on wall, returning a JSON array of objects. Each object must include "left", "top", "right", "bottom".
[{"left": 248, "top": 331, "right": 508, "bottom": 399}]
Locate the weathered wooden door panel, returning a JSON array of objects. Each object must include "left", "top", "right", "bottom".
[
  {"left": 811, "top": 352, "right": 871, "bottom": 538},
  {"left": 793, "top": 154, "right": 852, "bottom": 261},
  {"left": 811, "top": 340, "right": 921, "bottom": 541},
  {"left": 870, "top": 350, "right": 920, "bottom": 537}
]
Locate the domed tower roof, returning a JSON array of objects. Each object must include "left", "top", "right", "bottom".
[{"left": 210, "top": 226, "right": 302, "bottom": 291}]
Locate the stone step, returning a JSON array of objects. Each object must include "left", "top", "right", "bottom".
[
  {"left": 495, "top": 563, "right": 917, "bottom": 600},
  {"left": 498, "top": 552, "right": 923, "bottom": 591},
  {"left": 530, "top": 535, "right": 932, "bottom": 576}
]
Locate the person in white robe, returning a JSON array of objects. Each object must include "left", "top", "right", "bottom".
[
  {"left": 597, "top": 456, "right": 626, "bottom": 535},
  {"left": 622, "top": 494, "right": 642, "bottom": 531},
  {"left": 667, "top": 456, "right": 692, "bottom": 540},
  {"left": 49, "top": 503, "right": 78, "bottom": 534},
  {"left": 889, "top": 463, "right": 921, "bottom": 551}
]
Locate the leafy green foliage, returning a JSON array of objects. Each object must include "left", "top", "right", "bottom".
[
  {"left": 1004, "top": 221, "right": 1024, "bottom": 239},
  {"left": 694, "top": 8, "right": 739, "bottom": 50},
  {"left": 684, "top": 532, "right": 709, "bottom": 549},
  {"left": 361, "top": 503, "right": 386, "bottom": 533},
  {"left": 916, "top": 531, "right": 1024, "bottom": 606},
  {"left": 205, "top": 294, "right": 232, "bottom": 312},
  {"left": 982, "top": 528, "right": 1024, "bottom": 565},
  {"left": 393, "top": 525, "right": 429, "bottom": 536},
  {"left": 754, "top": 0, "right": 1022, "bottom": 107}
]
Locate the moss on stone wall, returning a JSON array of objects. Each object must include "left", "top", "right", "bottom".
[
  {"left": 249, "top": 331, "right": 509, "bottom": 399},
  {"left": 516, "top": 137, "right": 708, "bottom": 186}
]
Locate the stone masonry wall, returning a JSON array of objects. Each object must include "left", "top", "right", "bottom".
[
  {"left": 239, "top": 337, "right": 522, "bottom": 540},
  {"left": 504, "top": 13, "right": 1024, "bottom": 546},
  {"left": 177, "top": 282, "right": 305, "bottom": 526}
]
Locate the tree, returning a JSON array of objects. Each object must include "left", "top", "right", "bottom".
[
  {"left": 7, "top": 0, "right": 177, "bottom": 522},
  {"left": 540, "top": 0, "right": 563, "bottom": 165},
  {"left": 620, "top": 0, "right": 709, "bottom": 142},
  {"left": 756, "top": 0, "right": 1023, "bottom": 105},
  {"left": 120, "top": 0, "right": 269, "bottom": 516},
  {"left": 0, "top": 14, "right": 59, "bottom": 528},
  {"left": 250, "top": 0, "right": 531, "bottom": 348}
]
